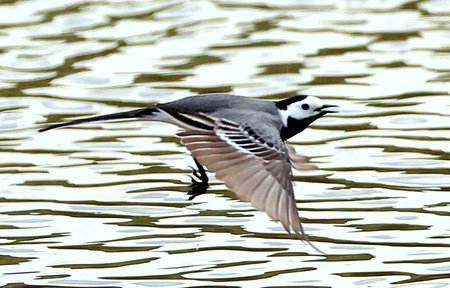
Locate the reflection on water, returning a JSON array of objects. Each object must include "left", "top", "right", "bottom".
[{"left": 0, "top": 0, "right": 449, "bottom": 287}]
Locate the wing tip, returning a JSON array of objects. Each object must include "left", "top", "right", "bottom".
[{"left": 293, "top": 231, "right": 325, "bottom": 254}]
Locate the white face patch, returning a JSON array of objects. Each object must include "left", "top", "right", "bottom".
[{"left": 278, "top": 96, "right": 324, "bottom": 126}]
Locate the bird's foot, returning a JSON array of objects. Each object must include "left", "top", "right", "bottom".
[{"left": 187, "top": 165, "right": 209, "bottom": 200}]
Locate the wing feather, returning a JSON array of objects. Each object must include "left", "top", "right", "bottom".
[
  {"left": 175, "top": 111, "right": 320, "bottom": 251},
  {"left": 199, "top": 151, "right": 243, "bottom": 163},
  {"left": 252, "top": 177, "right": 277, "bottom": 211},
  {"left": 241, "top": 170, "right": 272, "bottom": 201},
  {"left": 181, "top": 135, "right": 222, "bottom": 144},
  {"left": 286, "top": 144, "right": 317, "bottom": 171},
  {"left": 278, "top": 190, "right": 290, "bottom": 233},
  {"left": 191, "top": 147, "right": 236, "bottom": 157},
  {"left": 264, "top": 181, "right": 281, "bottom": 221},
  {"left": 186, "top": 142, "right": 230, "bottom": 150},
  {"left": 207, "top": 155, "right": 255, "bottom": 171}
]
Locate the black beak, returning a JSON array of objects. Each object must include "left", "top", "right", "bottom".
[{"left": 315, "top": 104, "right": 338, "bottom": 113}]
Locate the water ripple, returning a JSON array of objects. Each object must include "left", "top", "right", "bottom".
[{"left": 0, "top": 0, "right": 449, "bottom": 287}]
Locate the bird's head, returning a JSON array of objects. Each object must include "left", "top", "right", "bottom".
[{"left": 276, "top": 95, "right": 338, "bottom": 140}]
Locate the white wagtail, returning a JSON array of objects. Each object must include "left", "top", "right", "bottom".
[{"left": 39, "top": 93, "right": 337, "bottom": 250}]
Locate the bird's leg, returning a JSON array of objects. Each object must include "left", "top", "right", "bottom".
[{"left": 187, "top": 158, "right": 209, "bottom": 200}]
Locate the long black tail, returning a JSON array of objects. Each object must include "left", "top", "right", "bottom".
[{"left": 38, "top": 106, "right": 157, "bottom": 132}]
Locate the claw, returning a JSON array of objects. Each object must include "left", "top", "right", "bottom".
[
  {"left": 192, "top": 169, "right": 201, "bottom": 179},
  {"left": 187, "top": 181, "right": 208, "bottom": 200},
  {"left": 187, "top": 158, "right": 209, "bottom": 200},
  {"left": 189, "top": 175, "right": 200, "bottom": 186}
]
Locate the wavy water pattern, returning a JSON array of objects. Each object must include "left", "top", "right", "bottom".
[{"left": 0, "top": 0, "right": 449, "bottom": 287}]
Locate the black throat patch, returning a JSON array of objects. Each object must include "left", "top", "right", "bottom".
[{"left": 280, "top": 113, "right": 325, "bottom": 140}]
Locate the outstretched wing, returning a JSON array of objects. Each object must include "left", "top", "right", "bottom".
[
  {"left": 171, "top": 109, "right": 308, "bottom": 239},
  {"left": 286, "top": 144, "right": 318, "bottom": 171}
]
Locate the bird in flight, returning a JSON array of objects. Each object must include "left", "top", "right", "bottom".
[{"left": 39, "top": 93, "right": 337, "bottom": 251}]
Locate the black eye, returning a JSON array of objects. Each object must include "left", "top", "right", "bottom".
[{"left": 302, "top": 104, "right": 309, "bottom": 110}]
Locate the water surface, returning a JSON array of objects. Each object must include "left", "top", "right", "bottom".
[{"left": 0, "top": 0, "right": 449, "bottom": 287}]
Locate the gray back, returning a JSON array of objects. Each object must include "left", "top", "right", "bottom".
[{"left": 159, "top": 94, "right": 285, "bottom": 148}]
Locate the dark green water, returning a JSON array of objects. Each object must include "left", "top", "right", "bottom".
[{"left": 0, "top": 0, "right": 449, "bottom": 287}]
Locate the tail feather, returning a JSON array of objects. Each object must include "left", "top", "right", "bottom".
[{"left": 38, "top": 107, "right": 156, "bottom": 132}]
